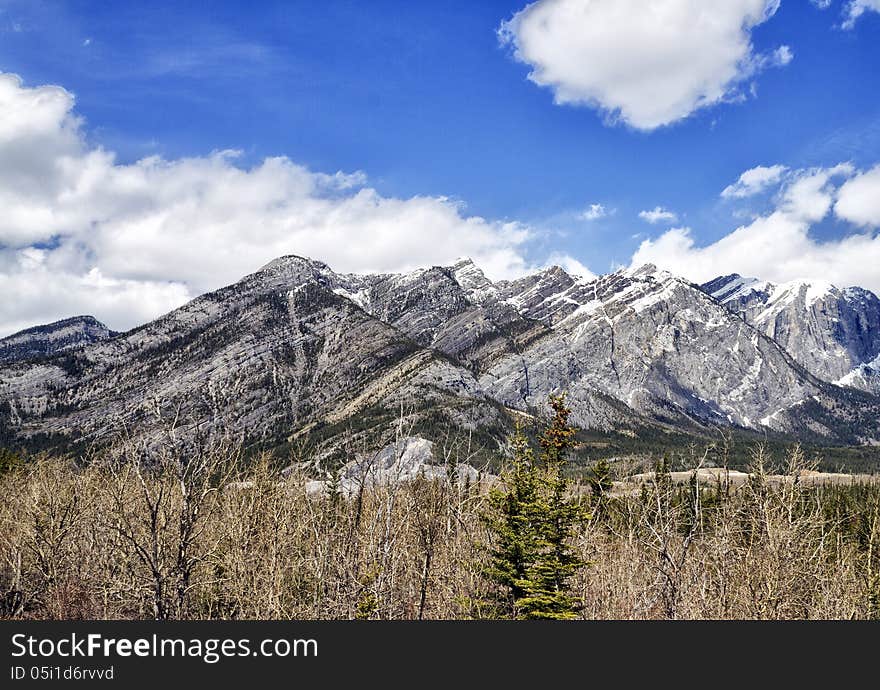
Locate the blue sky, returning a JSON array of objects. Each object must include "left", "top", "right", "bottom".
[{"left": 0, "top": 0, "right": 879, "bottom": 334}]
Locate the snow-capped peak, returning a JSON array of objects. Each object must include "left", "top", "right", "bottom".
[
  {"left": 702, "top": 274, "right": 770, "bottom": 302},
  {"left": 766, "top": 279, "right": 837, "bottom": 308},
  {"left": 448, "top": 257, "right": 492, "bottom": 291}
]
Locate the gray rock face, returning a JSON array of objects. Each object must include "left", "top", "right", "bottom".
[
  {"left": 0, "top": 316, "right": 116, "bottom": 364},
  {"left": 702, "top": 274, "right": 880, "bottom": 394},
  {"left": 836, "top": 354, "right": 880, "bottom": 393},
  {"left": 326, "top": 259, "right": 549, "bottom": 375},
  {"left": 481, "top": 265, "right": 821, "bottom": 431},
  {"left": 495, "top": 266, "right": 595, "bottom": 326},
  {"left": 1, "top": 256, "right": 878, "bottom": 454},
  {"left": 305, "top": 436, "right": 483, "bottom": 496},
  {"left": 0, "top": 256, "right": 499, "bottom": 453}
]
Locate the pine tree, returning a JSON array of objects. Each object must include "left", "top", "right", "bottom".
[
  {"left": 0, "top": 447, "right": 22, "bottom": 476},
  {"left": 483, "top": 424, "right": 542, "bottom": 615},
  {"left": 325, "top": 466, "right": 343, "bottom": 508},
  {"left": 588, "top": 458, "right": 614, "bottom": 499},
  {"left": 538, "top": 395, "right": 577, "bottom": 467},
  {"left": 483, "top": 395, "right": 588, "bottom": 620},
  {"left": 517, "top": 394, "right": 586, "bottom": 619}
]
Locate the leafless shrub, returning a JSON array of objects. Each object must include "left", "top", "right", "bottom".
[{"left": 0, "top": 437, "right": 876, "bottom": 619}]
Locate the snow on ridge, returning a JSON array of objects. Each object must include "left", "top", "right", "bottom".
[
  {"left": 557, "top": 300, "right": 603, "bottom": 328},
  {"left": 746, "top": 279, "right": 840, "bottom": 325},
  {"left": 836, "top": 351, "right": 880, "bottom": 387},
  {"left": 332, "top": 287, "right": 370, "bottom": 311},
  {"left": 448, "top": 257, "right": 494, "bottom": 296},
  {"left": 768, "top": 279, "right": 837, "bottom": 305},
  {"left": 842, "top": 286, "right": 878, "bottom": 303},
  {"left": 804, "top": 280, "right": 836, "bottom": 306},
  {"left": 704, "top": 273, "right": 864, "bottom": 312},
  {"left": 628, "top": 278, "right": 680, "bottom": 314},
  {"left": 2, "top": 323, "right": 85, "bottom": 346},
  {"left": 763, "top": 279, "right": 837, "bottom": 308},
  {"left": 711, "top": 275, "right": 769, "bottom": 302}
]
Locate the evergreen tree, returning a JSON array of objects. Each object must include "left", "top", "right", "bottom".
[
  {"left": 483, "top": 395, "right": 588, "bottom": 620},
  {"left": 0, "top": 447, "right": 22, "bottom": 476},
  {"left": 518, "top": 394, "right": 586, "bottom": 619},
  {"left": 483, "top": 425, "right": 542, "bottom": 615},
  {"left": 588, "top": 458, "right": 614, "bottom": 500},
  {"left": 325, "top": 466, "right": 343, "bottom": 508}
]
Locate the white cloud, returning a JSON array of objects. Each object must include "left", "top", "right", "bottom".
[
  {"left": 0, "top": 254, "right": 192, "bottom": 338},
  {"left": 777, "top": 44, "right": 794, "bottom": 64},
  {"left": 721, "top": 164, "right": 787, "bottom": 198},
  {"left": 631, "top": 164, "right": 880, "bottom": 293},
  {"left": 0, "top": 72, "right": 586, "bottom": 337},
  {"left": 843, "top": 0, "right": 880, "bottom": 28},
  {"left": 544, "top": 252, "right": 597, "bottom": 280},
  {"left": 639, "top": 206, "right": 679, "bottom": 224},
  {"left": 835, "top": 164, "right": 880, "bottom": 227},
  {"left": 781, "top": 163, "right": 853, "bottom": 221},
  {"left": 579, "top": 203, "right": 609, "bottom": 220},
  {"left": 763, "top": 45, "right": 794, "bottom": 68},
  {"left": 499, "top": 0, "right": 789, "bottom": 130}
]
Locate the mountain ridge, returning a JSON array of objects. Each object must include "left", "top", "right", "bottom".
[
  {"left": 700, "top": 272, "right": 880, "bottom": 394},
  {"left": 0, "top": 315, "right": 117, "bottom": 365},
  {"left": 1, "top": 257, "right": 879, "bottom": 460}
]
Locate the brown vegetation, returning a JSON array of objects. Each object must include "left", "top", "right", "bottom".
[{"left": 0, "top": 437, "right": 878, "bottom": 620}]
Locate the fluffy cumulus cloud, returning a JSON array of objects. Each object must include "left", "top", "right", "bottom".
[
  {"left": 835, "top": 165, "right": 880, "bottom": 226},
  {"left": 639, "top": 207, "right": 678, "bottom": 224},
  {"left": 842, "top": 0, "right": 880, "bottom": 28},
  {"left": 631, "top": 163, "right": 880, "bottom": 293},
  {"left": 0, "top": 73, "right": 561, "bottom": 336},
  {"left": 721, "top": 164, "right": 788, "bottom": 198},
  {"left": 499, "top": 0, "right": 791, "bottom": 130},
  {"left": 543, "top": 252, "right": 597, "bottom": 280}
]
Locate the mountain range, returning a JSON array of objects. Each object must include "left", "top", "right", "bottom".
[{"left": 1, "top": 256, "right": 879, "bottom": 462}]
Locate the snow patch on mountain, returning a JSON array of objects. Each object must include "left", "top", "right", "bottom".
[
  {"left": 836, "top": 352, "right": 880, "bottom": 394},
  {"left": 704, "top": 274, "right": 770, "bottom": 302},
  {"left": 701, "top": 272, "right": 880, "bottom": 391},
  {"left": 332, "top": 287, "right": 370, "bottom": 311}
]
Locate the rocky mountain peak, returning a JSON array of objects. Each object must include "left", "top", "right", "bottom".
[
  {"left": 0, "top": 315, "right": 116, "bottom": 364},
  {"left": 701, "top": 273, "right": 769, "bottom": 303},
  {"left": 2, "top": 255, "right": 879, "bottom": 456},
  {"left": 249, "top": 254, "right": 338, "bottom": 289},
  {"left": 543, "top": 264, "right": 569, "bottom": 278},
  {"left": 448, "top": 257, "right": 489, "bottom": 285},
  {"left": 625, "top": 262, "right": 656, "bottom": 275},
  {"left": 256, "top": 253, "right": 331, "bottom": 273},
  {"left": 623, "top": 263, "right": 667, "bottom": 279},
  {"left": 701, "top": 272, "right": 880, "bottom": 393}
]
